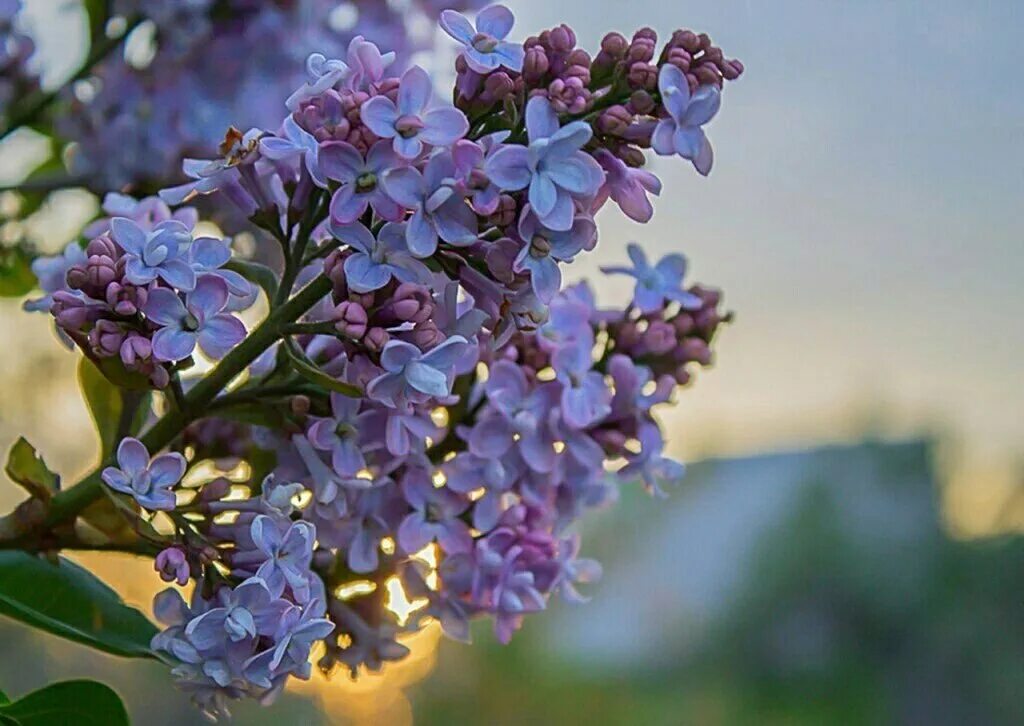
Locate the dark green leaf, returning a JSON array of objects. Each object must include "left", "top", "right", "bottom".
[
  {"left": 225, "top": 258, "right": 279, "bottom": 300},
  {"left": 284, "top": 339, "right": 362, "bottom": 397},
  {"left": 82, "top": 0, "right": 111, "bottom": 43},
  {"left": 0, "top": 680, "right": 128, "bottom": 726},
  {"left": 0, "top": 689, "right": 8, "bottom": 705},
  {"left": 0, "top": 551, "right": 157, "bottom": 658},
  {"left": 0, "top": 246, "right": 36, "bottom": 298},
  {"left": 4, "top": 438, "right": 59, "bottom": 502},
  {"left": 78, "top": 358, "right": 150, "bottom": 458}
]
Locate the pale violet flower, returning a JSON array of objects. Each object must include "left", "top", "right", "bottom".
[
  {"left": 329, "top": 221, "right": 432, "bottom": 293},
  {"left": 101, "top": 437, "right": 186, "bottom": 511},
  {"left": 360, "top": 65, "right": 469, "bottom": 159},
  {"left": 144, "top": 276, "right": 247, "bottom": 362},
  {"left": 485, "top": 96, "right": 604, "bottom": 231},
  {"left": 600, "top": 243, "right": 702, "bottom": 313},
  {"left": 651, "top": 64, "right": 721, "bottom": 175},
  {"left": 367, "top": 336, "right": 471, "bottom": 408},
  {"left": 440, "top": 4, "right": 525, "bottom": 73},
  {"left": 111, "top": 217, "right": 195, "bottom": 291}
]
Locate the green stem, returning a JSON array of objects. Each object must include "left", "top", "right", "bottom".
[{"left": 0, "top": 274, "right": 333, "bottom": 546}]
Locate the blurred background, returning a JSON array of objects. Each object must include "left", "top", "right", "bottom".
[{"left": 1, "top": 1, "right": 1021, "bottom": 724}]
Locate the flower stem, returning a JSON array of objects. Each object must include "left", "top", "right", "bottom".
[{"left": 0, "top": 274, "right": 333, "bottom": 547}]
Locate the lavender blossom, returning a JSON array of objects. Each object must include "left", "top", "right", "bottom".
[
  {"left": 361, "top": 65, "right": 469, "bottom": 159},
  {"left": 330, "top": 221, "right": 432, "bottom": 293},
  {"left": 600, "top": 243, "right": 703, "bottom": 313},
  {"left": 485, "top": 96, "right": 604, "bottom": 230},
  {"left": 111, "top": 217, "right": 195, "bottom": 291},
  {"left": 101, "top": 437, "right": 186, "bottom": 511},
  {"left": 651, "top": 63, "right": 721, "bottom": 175},
  {"left": 367, "top": 336, "right": 471, "bottom": 407},
  {"left": 321, "top": 140, "right": 405, "bottom": 223},
  {"left": 440, "top": 4, "right": 525, "bottom": 73},
  {"left": 144, "top": 276, "right": 247, "bottom": 362}
]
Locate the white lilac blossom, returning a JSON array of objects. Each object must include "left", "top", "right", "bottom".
[{"left": 9, "top": 10, "right": 744, "bottom": 719}]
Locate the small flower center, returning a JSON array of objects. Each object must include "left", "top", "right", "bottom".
[
  {"left": 425, "top": 502, "right": 444, "bottom": 523},
  {"left": 394, "top": 114, "right": 425, "bottom": 139},
  {"left": 182, "top": 312, "right": 200, "bottom": 332},
  {"left": 335, "top": 422, "right": 356, "bottom": 439},
  {"left": 471, "top": 32, "right": 498, "bottom": 53},
  {"left": 355, "top": 172, "right": 377, "bottom": 193},
  {"left": 530, "top": 235, "right": 552, "bottom": 258}
]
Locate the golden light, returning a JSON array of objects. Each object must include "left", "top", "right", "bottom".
[
  {"left": 431, "top": 469, "right": 447, "bottom": 488},
  {"left": 383, "top": 575, "right": 427, "bottom": 626},
  {"left": 536, "top": 366, "right": 556, "bottom": 381},
  {"left": 380, "top": 536, "right": 396, "bottom": 555},
  {"left": 334, "top": 580, "right": 377, "bottom": 601},
  {"left": 553, "top": 440, "right": 566, "bottom": 453},
  {"left": 430, "top": 407, "right": 450, "bottom": 428}
]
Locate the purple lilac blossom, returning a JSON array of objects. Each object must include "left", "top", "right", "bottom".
[
  {"left": 101, "top": 437, "right": 186, "bottom": 511},
  {"left": 651, "top": 63, "right": 721, "bottom": 175},
  {"left": 144, "top": 276, "right": 247, "bottom": 362},
  {"left": 484, "top": 96, "right": 604, "bottom": 231},
  {"left": 440, "top": 4, "right": 525, "bottom": 73}
]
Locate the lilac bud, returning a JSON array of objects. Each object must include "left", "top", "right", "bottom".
[
  {"left": 594, "top": 428, "right": 628, "bottom": 455},
  {"left": 672, "top": 312, "right": 696, "bottom": 336},
  {"left": 678, "top": 338, "right": 712, "bottom": 365},
  {"left": 600, "top": 32, "right": 628, "bottom": 58},
  {"left": 523, "top": 47, "right": 549, "bottom": 83},
  {"left": 411, "top": 321, "right": 445, "bottom": 349},
  {"left": 89, "top": 319, "right": 124, "bottom": 357},
  {"left": 85, "top": 235, "right": 119, "bottom": 259},
  {"left": 694, "top": 64, "right": 721, "bottom": 87},
  {"left": 664, "top": 47, "right": 692, "bottom": 71},
  {"left": 290, "top": 395, "right": 311, "bottom": 416},
  {"left": 616, "top": 144, "right": 646, "bottom": 167},
  {"left": 155, "top": 547, "right": 190, "bottom": 586},
  {"left": 120, "top": 332, "right": 152, "bottom": 367},
  {"left": 482, "top": 72, "right": 515, "bottom": 103},
  {"left": 199, "top": 476, "right": 233, "bottom": 502},
  {"left": 488, "top": 194, "right": 518, "bottom": 229},
  {"left": 641, "top": 320, "right": 676, "bottom": 355},
  {"left": 548, "top": 24, "right": 576, "bottom": 53},
  {"left": 673, "top": 366, "right": 692, "bottom": 385},
  {"left": 331, "top": 300, "right": 368, "bottom": 339},
  {"left": 629, "top": 89, "right": 656, "bottom": 115},
  {"left": 52, "top": 291, "right": 94, "bottom": 330},
  {"left": 388, "top": 283, "right": 434, "bottom": 324},
  {"left": 364, "top": 327, "right": 390, "bottom": 353},
  {"left": 627, "top": 62, "right": 659, "bottom": 90},
  {"left": 597, "top": 105, "right": 633, "bottom": 136},
  {"left": 149, "top": 365, "right": 170, "bottom": 389}
]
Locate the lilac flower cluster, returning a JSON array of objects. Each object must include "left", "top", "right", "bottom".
[
  {"left": 54, "top": 0, "right": 489, "bottom": 191},
  {"left": 27, "top": 193, "right": 253, "bottom": 387},
  {"left": 0, "top": 0, "right": 37, "bottom": 117},
  {"left": 19, "top": 6, "right": 741, "bottom": 718}
]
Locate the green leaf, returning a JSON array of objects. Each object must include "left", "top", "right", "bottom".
[
  {"left": 0, "top": 551, "right": 157, "bottom": 658},
  {"left": 0, "top": 680, "right": 128, "bottom": 726},
  {"left": 0, "top": 246, "right": 36, "bottom": 298},
  {"left": 77, "top": 358, "right": 150, "bottom": 457},
  {"left": 4, "top": 438, "right": 59, "bottom": 502},
  {"left": 82, "top": 0, "right": 111, "bottom": 43},
  {"left": 284, "top": 339, "right": 362, "bottom": 397},
  {"left": 225, "top": 258, "right": 279, "bottom": 300},
  {"left": 0, "top": 689, "right": 8, "bottom": 705}
]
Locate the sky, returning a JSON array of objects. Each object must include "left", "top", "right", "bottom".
[{"left": 8, "top": 0, "right": 1024, "bottom": 534}]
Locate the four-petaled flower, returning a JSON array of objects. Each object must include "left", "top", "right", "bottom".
[
  {"left": 592, "top": 148, "right": 662, "bottom": 223},
  {"left": 485, "top": 96, "right": 604, "bottom": 231},
  {"left": 111, "top": 217, "right": 195, "bottom": 291},
  {"left": 330, "top": 221, "right": 432, "bottom": 293},
  {"left": 600, "top": 242, "right": 703, "bottom": 313},
  {"left": 514, "top": 206, "right": 596, "bottom": 302},
  {"left": 250, "top": 515, "right": 318, "bottom": 602},
  {"left": 321, "top": 140, "right": 405, "bottom": 223},
  {"left": 307, "top": 393, "right": 369, "bottom": 476},
  {"left": 382, "top": 151, "right": 479, "bottom": 257},
  {"left": 397, "top": 468, "right": 473, "bottom": 555},
  {"left": 551, "top": 333, "right": 612, "bottom": 429},
  {"left": 440, "top": 4, "right": 525, "bottom": 73},
  {"left": 361, "top": 65, "right": 469, "bottom": 159},
  {"left": 102, "top": 437, "right": 186, "bottom": 511},
  {"left": 144, "top": 275, "right": 247, "bottom": 362},
  {"left": 651, "top": 64, "right": 721, "bottom": 175},
  {"left": 367, "top": 336, "right": 471, "bottom": 407}
]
